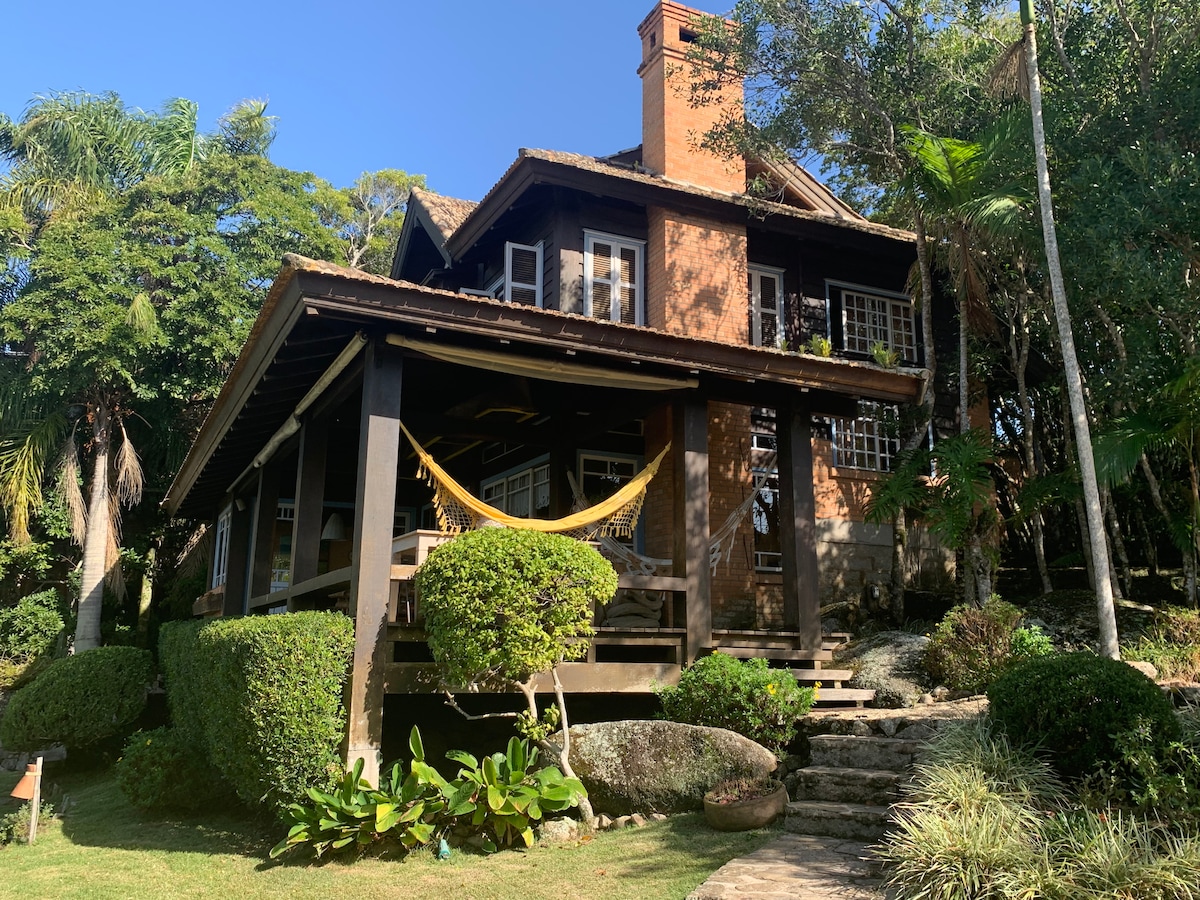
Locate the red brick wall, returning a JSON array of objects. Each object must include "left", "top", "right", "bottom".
[{"left": 646, "top": 207, "right": 748, "bottom": 342}]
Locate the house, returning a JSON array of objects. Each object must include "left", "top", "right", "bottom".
[{"left": 163, "top": 0, "right": 948, "bottom": 783}]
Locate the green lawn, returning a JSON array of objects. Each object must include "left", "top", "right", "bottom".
[{"left": 0, "top": 768, "right": 777, "bottom": 900}]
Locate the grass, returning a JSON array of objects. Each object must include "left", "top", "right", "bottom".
[{"left": 0, "top": 768, "right": 776, "bottom": 900}]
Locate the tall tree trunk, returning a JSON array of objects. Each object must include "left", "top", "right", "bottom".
[
  {"left": 1009, "top": 290, "right": 1052, "bottom": 593},
  {"left": 74, "top": 401, "right": 110, "bottom": 653},
  {"left": 1022, "top": 13, "right": 1120, "bottom": 658},
  {"left": 1102, "top": 489, "right": 1131, "bottom": 599},
  {"left": 137, "top": 544, "right": 156, "bottom": 644}
]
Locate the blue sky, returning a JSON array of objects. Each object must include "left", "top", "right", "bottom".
[{"left": 3, "top": 0, "right": 725, "bottom": 202}]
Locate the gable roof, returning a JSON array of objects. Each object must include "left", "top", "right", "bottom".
[
  {"left": 410, "top": 187, "right": 477, "bottom": 242},
  {"left": 444, "top": 147, "right": 914, "bottom": 260}
]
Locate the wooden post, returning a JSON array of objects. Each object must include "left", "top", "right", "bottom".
[
  {"left": 346, "top": 341, "right": 403, "bottom": 788},
  {"left": 223, "top": 497, "right": 252, "bottom": 617},
  {"left": 28, "top": 755, "right": 43, "bottom": 845},
  {"left": 289, "top": 420, "right": 328, "bottom": 600},
  {"left": 778, "top": 398, "right": 822, "bottom": 649},
  {"left": 248, "top": 461, "right": 281, "bottom": 601},
  {"left": 673, "top": 397, "right": 711, "bottom": 662}
]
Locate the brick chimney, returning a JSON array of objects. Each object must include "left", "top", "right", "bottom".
[
  {"left": 639, "top": 2, "right": 748, "bottom": 344},
  {"left": 637, "top": 1, "right": 743, "bottom": 193}
]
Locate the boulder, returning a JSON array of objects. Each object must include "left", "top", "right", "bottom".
[
  {"left": 554, "top": 720, "right": 777, "bottom": 816},
  {"left": 839, "top": 631, "right": 931, "bottom": 708}
]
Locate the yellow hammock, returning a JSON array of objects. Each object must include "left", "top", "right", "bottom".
[{"left": 399, "top": 422, "right": 669, "bottom": 539}]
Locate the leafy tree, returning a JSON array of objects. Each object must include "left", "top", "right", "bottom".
[
  {"left": 415, "top": 528, "right": 618, "bottom": 827},
  {"left": 315, "top": 169, "right": 424, "bottom": 274}
]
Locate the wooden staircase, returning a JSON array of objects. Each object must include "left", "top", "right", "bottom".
[{"left": 711, "top": 630, "right": 875, "bottom": 707}]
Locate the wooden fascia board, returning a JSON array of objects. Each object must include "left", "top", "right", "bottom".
[
  {"left": 293, "top": 272, "right": 922, "bottom": 405},
  {"left": 162, "top": 277, "right": 307, "bottom": 517},
  {"left": 445, "top": 165, "right": 538, "bottom": 258}
]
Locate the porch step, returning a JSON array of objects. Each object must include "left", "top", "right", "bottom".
[
  {"left": 794, "top": 766, "right": 907, "bottom": 806},
  {"left": 811, "top": 688, "right": 876, "bottom": 707},
  {"left": 713, "top": 646, "right": 833, "bottom": 663},
  {"left": 809, "top": 734, "right": 925, "bottom": 771},
  {"left": 791, "top": 668, "right": 853, "bottom": 685},
  {"left": 783, "top": 800, "right": 891, "bottom": 841}
]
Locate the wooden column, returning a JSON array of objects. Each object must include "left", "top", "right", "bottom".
[
  {"left": 672, "top": 396, "right": 711, "bottom": 662},
  {"left": 289, "top": 420, "right": 328, "bottom": 597},
  {"left": 247, "top": 462, "right": 281, "bottom": 601},
  {"left": 346, "top": 341, "right": 403, "bottom": 787},
  {"left": 222, "top": 498, "right": 253, "bottom": 617},
  {"left": 778, "top": 398, "right": 822, "bottom": 649}
]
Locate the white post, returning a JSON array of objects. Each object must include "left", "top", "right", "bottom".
[{"left": 27, "top": 756, "right": 43, "bottom": 845}]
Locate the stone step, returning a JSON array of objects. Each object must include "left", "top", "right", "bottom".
[
  {"left": 791, "top": 668, "right": 853, "bottom": 685},
  {"left": 784, "top": 800, "right": 891, "bottom": 841},
  {"left": 712, "top": 646, "right": 833, "bottom": 663},
  {"left": 812, "top": 688, "right": 876, "bottom": 707},
  {"left": 809, "top": 734, "right": 924, "bottom": 772},
  {"left": 793, "top": 766, "right": 908, "bottom": 805}
]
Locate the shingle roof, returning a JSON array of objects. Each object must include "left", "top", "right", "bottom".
[
  {"left": 409, "top": 187, "right": 477, "bottom": 243},
  {"left": 459, "top": 147, "right": 915, "bottom": 247}
]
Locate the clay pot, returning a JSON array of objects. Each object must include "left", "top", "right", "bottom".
[{"left": 702, "top": 781, "right": 788, "bottom": 831}]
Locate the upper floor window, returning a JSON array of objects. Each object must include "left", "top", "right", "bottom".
[
  {"left": 505, "top": 241, "right": 543, "bottom": 306},
  {"left": 837, "top": 284, "right": 916, "bottom": 362},
  {"left": 749, "top": 265, "right": 784, "bottom": 348},
  {"left": 482, "top": 462, "right": 551, "bottom": 518},
  {"left": 585, "top": 231, "right": 644, "bottom": 325},
  {"left": 831, "top": 402, "right": 900, "bottom": 472},
  {"left": 211, "top": 505, "right": 232, "bottom": 590}
]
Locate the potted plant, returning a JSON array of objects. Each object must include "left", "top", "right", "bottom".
[{"left": 702, "top": 776, "right": 788, "bottom": 831}]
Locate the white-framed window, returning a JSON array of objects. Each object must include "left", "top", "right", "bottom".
[
  {"left": 831, "top": 402, "right": 900, "bottom": 471},
  {"left": 836, "top": 283, "right": 916, "bottom": 361},
  {"left": 584, "top": 231, "right": 644, "bottom": 325},
  {"left": 751, "top": 469, "right": 783, "bottom": 571},
  {"left": 211, "top": 505, "right": 232, "bottom": 589},
  {"left": 504, "top": 241, "right": 543, "bottom": 306},
  {"left": 482, "top": 462, "right": 551, "bottom": 518},
  {"left": 749, "top": 265, "right": 785, "bottom": 348}
]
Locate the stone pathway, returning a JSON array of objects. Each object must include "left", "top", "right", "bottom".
[{"left": 688, "top": 833, "right": 886, "bottom": 900}]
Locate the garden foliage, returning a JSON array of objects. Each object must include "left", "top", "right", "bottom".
[
  {"left": 0, "top": 646, "right": 151, "bottom": 751},
  {"left": 416, "top": 528, "right": 613, "bottom": 688},
  {"left": 988, "top": 652, "right": 1181, "bottom": 780},
  {"left": 158, "top": 612, "right": 354, "bottom": 813},
  {"left": 0, "top": 590, "right": 63, "bottom": 662},
  {"left": 115, "top": 726, "right": 224, "bottom": 812},
  {"left": 272, "top": 727, "right": 586, "bottom": 859},
  {"left": 656, "top": 652, "right": 815, "bottom": 751},
  {"left": 923, "top": 597, "right": 1053, "bottom": 694}
]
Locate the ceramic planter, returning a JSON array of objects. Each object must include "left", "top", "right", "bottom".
[{"left": 702, "top": 781, "right": 788, "bottom": 831}]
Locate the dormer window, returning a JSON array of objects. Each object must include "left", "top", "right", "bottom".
[
  {"left": 749, "top": 265, "right": 785, "bottom": 348},
  {"left": 504, "top": 241, "right": 543, "bottom": 306},
  {"left": 584, "top": 231, "right": 644, "bottom": 325}
]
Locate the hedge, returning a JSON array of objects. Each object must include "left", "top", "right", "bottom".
[
  {"left": 0, "top": 646, "right": 152, "bottom": 751},
  {"left": 158, "top": 612, "right": 355, "bottom": 813}
]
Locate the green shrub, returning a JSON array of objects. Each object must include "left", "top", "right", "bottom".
[
  {"left": 988, "top": 652, "right": 1181, "bottom": 780},
  {"left": 158, "top": 612, "right": 354, "bottom": 814},
  {"left": 0, "top": 646, "right": 152, "bottom": 751},
  {"left": 115, "top": 727, "right": 226, "bottom": 812},
  {"left": 417, "top": 529, "right": 613, "bottom": 689},
  {"left": 0, "top": 799, "right": 56, "bottom": 845},
  {"left": 0, "top": 590, "right": 64, "bottom": 661},
  {"left": 924, "top": 597, "right": 1054, "bottom": 694},
  {"left": 656, "top": 652, "right": 815, "bottom": 751}
]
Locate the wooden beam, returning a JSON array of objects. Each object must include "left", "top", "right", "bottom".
[
  {"left": 383, "top": 661, "right": 681, "bottom": 694},
  {"left": 346, "top": 342, "right": 404, "bottom": 787},
  {"left": 222, "top": 498, "right": 252, "bottom": 617},
  {"left": 289, "top": 420, "right": 327, "bottom": 595},
  {"left": 248, "top": 462, "right": 282, "bottom": 600},
  {"left": 778, "top": 398, "right": 822, "bottom": 649},
  {"left": 673, "top": 397, "right": 711, "bottom": 662}
]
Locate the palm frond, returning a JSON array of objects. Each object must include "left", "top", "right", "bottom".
[
  {"left": 114, "top": 419, "right": 144, "bottom": 507},
  {"left": 0, "top": 410, "right": 67, "bottom": 543},
  {"left": 1094, "top": 412, "right": 1166, "bottom": 487},
  {"left": 147, "top": 98, "right": 206, "bottom": 177},
  {"left": 56, "top": 423, "right": 87, "bottom": 546},
  {"left": 988, "top": 37, "right": 1029, "bottom": 101},
  {"left": 104, "top": 490, "right": 125, "bottom": 600},
  {"left": 218, "top": 99, "right": 276, "bottom": 157},
  {"left": 125, "top": 292, "right": 159, "bottom": 340}
]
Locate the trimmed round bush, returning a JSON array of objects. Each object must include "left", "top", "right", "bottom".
[
  {"left": 656, "top": 652, "right": 815, "bottom": 751},
  {"left": 416, "top": 528, "right": 616, "bottom": 686},
  {"left": 116, "top": 727, "right": 225, "bottom": 812},
  {"left": 0, "top": 646, "right": 152, "bottom": 751},
  {"left": 988, "top": 652, "right": 1181, "bottom": 779},
  {"left": 924, "top": 597, "right": 1053, "bottom": 694}
]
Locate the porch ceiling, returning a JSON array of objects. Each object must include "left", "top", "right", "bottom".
[{"left": 164, "top": 254, "right": 924, "bottom": 519}]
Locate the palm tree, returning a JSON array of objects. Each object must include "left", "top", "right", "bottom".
[
  {"left": 0, "top": 92, "right": 275, "bottom": 652},
  {"left": 996, "top": 0, "right": 1120, "bottom": 657}
]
